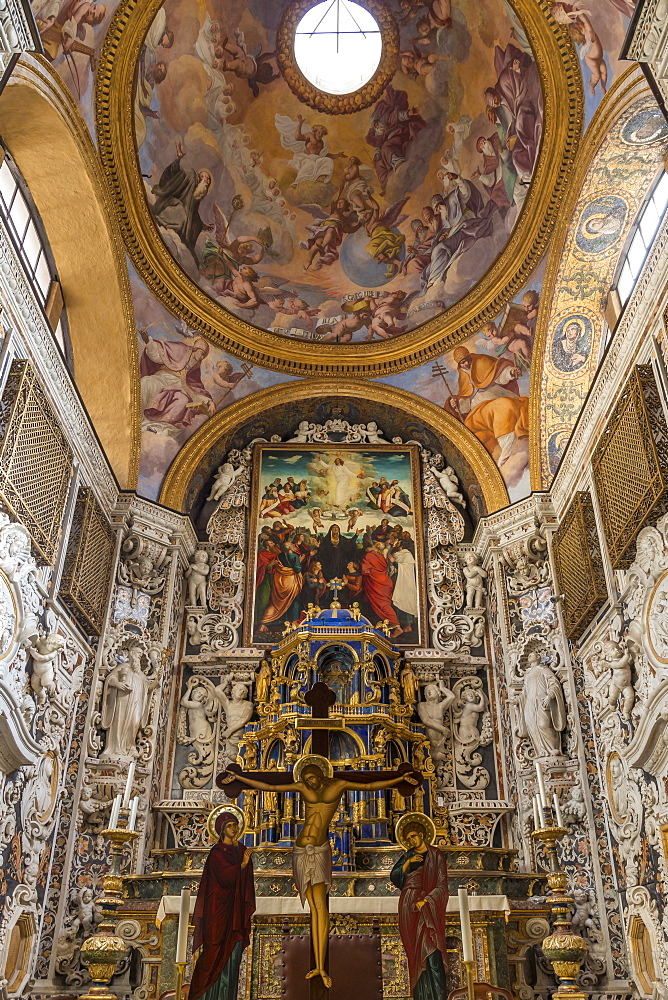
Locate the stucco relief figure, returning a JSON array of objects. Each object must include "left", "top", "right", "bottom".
[
  {"left": 433, "top": 463, "right": 465, "bottom": 506},
  {"left": 462, "top": 552, "right": 487, "bottom": 608},
  {"left": 186, "top": 549, "right": 210, "bottom": 607},
  {"left": 215, "top": 680, "right": 253, "bottom": 759},
  {"left": 28, "top": 633, "right": 65, "bottom": 705},
  {"left": 516, "top": 650, "right": 566, "bottom": 757},
  {"left": 207, "top": 462, "right": 244, "bottom": 502},
  {"left": 592, "top": 638, "right": 635, "bottom": 718},
  {"left": 417, "top": 680, "right": 455, "bottom": 766},
  {"left": 100, "top": 646, "right": 159, "bottom": 759}
]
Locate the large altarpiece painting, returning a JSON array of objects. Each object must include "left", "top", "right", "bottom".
[{"left": 245, "top": 443, "right": 426, "bottom": 646}]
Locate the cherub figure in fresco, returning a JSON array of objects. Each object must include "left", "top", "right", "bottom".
[
  {"left": 395, "top": 0, "right": 424, "bottom": 23},
  {"left": 360, "top": 196, "right": 409, "bottom": 278},
  {"left": 271, "top": 293, "right": 320, "bottom": 332},
  {"left": 319, "top": 299, "right": 374, "bottom": 343},
  {"left": 275, "top": 115, "right": 346, "bottom": 187},
  {"left": 300, "top": 198, "right": 362, "bottom": 271},
  {"left": 481, "top": 319, "right": 532, "bottom": 365},
  {"left": 551, "top": 4, "right": 607, "bottom": 95},
  {"left": 400, "top": 47, "right": 441, "bottom": 81},
  {"left": 365, "top": 291, "right": 409, "bottom": 340},
  {"left": 217, "top": 28, "right": 279, "bottom": 96}
]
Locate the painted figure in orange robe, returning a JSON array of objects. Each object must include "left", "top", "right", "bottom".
[{"left": 444, "top": 345, "right": 528, "bottom": 466}]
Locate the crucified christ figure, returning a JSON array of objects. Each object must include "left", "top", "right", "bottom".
[{"left": 220, "top": 755, "right": 420, "bottom": 989}]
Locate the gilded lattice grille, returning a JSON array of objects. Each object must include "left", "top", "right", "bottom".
[
  {"left": 0, "top": 360, "right": 72, "bottom": 564},
  {"left": 592, "top": 364, "right": 668, "bottom": 569},
  {"left": 60, "top": 487, "right": 116, "bottom": 635},
  {"left": 553, "top": 491, "right": 608, "bottom": 640}
]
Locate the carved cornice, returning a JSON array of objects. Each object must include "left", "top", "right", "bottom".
[
  {"left": 158, "top": 379, "right": 509, "bottom": 512},
  {"left": 95, "top": 0, "right": 583, "bottom": 376}
]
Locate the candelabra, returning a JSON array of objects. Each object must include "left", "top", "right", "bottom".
[
  {"left": 79, "top": 816, "right": 139, "bottom": 1000},
  {"left": 532, "top": 817, "right": 588, "bottom": 999}
]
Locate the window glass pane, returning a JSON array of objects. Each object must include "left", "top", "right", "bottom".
[
  {"left": 627, "top": 229, "right": 647, "bottom": 277},
  {"left": 9, "top": 188, "right": 29, "bottom": 240},
  {"left": 34, "top": 253, "right": 51, "bottom": 298},
  {"left": 640, "top": 199, "right": 660, "bottom": 246},
  {"left": 0, "top": 160, "right": 16, "bottom": 212},
  {"left": 653, "top": 171, "right": 668, "bottom": 214},
  {"left": 22, "top": 219, "right": 41, "bottom": 270},
  {"left": 618, "top": 261, "right": 634, "bottom": 304}
]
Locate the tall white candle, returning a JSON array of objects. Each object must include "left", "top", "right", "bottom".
[
  {"left": 122, "top": 762, "right": 136, "bottom": 809},
  {"left": 175, "top": 888, "right": 191, "bottom": 964},
  {"left": 536, "top": 792, "right": 546, "bottom": 829},
  {"left": 553, "top": 792, "right": 563, "bottom": 828},
  {"left": 128, "top": 796, "right": 139, "bottom": 832},
  {"left": 109, "top": 794, "right": 121, "bottom": 830},
  {"left": 458, "top": 887, "right": 474, "bottom": 963},
  {"left": 532, "top": 794, "right": 541, "bottom": 831},
  {"left": 534, "top": 761, "right": 548, "bottom": 809}
]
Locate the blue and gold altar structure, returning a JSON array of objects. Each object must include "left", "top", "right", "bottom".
[{"left": 237, "top": 603, "right": 435, "bottom": 865}]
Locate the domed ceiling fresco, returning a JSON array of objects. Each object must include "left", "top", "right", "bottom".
[{"left": 132, "top": 0, "right": 543, "bottom": 347}]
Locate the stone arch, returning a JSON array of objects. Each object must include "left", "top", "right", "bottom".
[
  {"left": 158, "top": 378, "right": 509, "bottom": 513},
  {"left": 0, "top": 55, "right": 139, "bottom": 487}
]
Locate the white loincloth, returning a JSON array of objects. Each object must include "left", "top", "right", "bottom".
[{"left": 292, "top": 842, "right": 332, "bottom": 905}]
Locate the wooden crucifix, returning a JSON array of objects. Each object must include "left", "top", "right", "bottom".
[{"left": 216, "top": 682, "right": 422, "bottom": 996}]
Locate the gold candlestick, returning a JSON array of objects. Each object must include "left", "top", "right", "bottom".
[
  {"left": 462, "top": 959, "right": 475, "bottom": 1000},
  {"left": 531, "top": 822, "right": 588, "bottom": 1000},
  {"left": 79, "top": 820, "right": 140, "bottom": 1000},
  {"left": 175, "top": 961, "right": 187, "bottom": 1000}
]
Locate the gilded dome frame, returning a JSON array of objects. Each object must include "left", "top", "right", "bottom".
[{"left": 95, "top": 0, "right": 583, "bottom": 377}]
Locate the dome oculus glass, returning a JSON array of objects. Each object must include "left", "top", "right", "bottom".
[{"left": 294, "top": 0, "right": 382, "bottom": 95}]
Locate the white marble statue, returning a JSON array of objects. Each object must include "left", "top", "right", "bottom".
[
  {"left": 517, "top": 650, "right": 566, "bottom": 757},
  {"left": 100, "top": 645, "right": 159, "bottom": 759},
  {"left": 185, "top": 549, "right": 210, "bottom": 607},
  {"left": 207, "top": 462, "right": 244, "bottom": 502},
  {"left": 417, "top": 679, "right": 455, "bottom": 764},
  {"left": 288, "top": 420, "right": 312, "bottom": 443},
  {"left": 214, "top": 679, "right": 253, "bottom": 759},
  {"left": 462, "top": 552, "right": 487, "bottom": 608},
  {"left": 595, "top": 638, "right": 635, "bottom": 719},
  {"left": 28, "top": 633, "right": 65, "bottom": 705},
  {"left": 364, "top": 421, "right": 391, "bottom": 444},
  {"left": 434, "top": 464, "right": 466, "bottom": 506}
]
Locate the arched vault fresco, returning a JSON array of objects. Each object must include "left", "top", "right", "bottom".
[
  {"left": 531, "top": 69, "right": 668, "bottom": 488},
  {"left": 95, "top": 0, "right": 582, "bottom": 376},
  {"left": 159, "top": 379, "right": 509, "bottom": 513}
]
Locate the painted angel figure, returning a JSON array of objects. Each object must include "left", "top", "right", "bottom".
[{"left": 274, "top": 114, "right": 345, "bottom": 187}]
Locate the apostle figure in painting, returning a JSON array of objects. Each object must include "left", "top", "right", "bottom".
[
  {"left": 361, "top": 542, "right": 402, "bottom": 637},
  {"left": 258, "top": 541, "right": 303, "bottom": 632},
  {"left": 151, "top": 142, "right": 213, "bottom": 263},
  {"left": 391, "top": 813, "right": 449, "bottom": 1000},
  {"left": 389, "top": 540, "right": 418, "bottom": 632},
  {"left": 189, "top": 810, "right": 255, "bottom": 1000}
]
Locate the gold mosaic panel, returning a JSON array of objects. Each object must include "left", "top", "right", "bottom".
[
  {"left": 553, "top": 491, "right": 608, "bottom": 640},
  {"left": 59, "top": 486, "right": 116, "bottom": 635},
  {"left": 0, "top": 360, "right": 72, "bottom": 564},
  {"left": 592, "top": 364, "right": 668, "bottom": 568}
]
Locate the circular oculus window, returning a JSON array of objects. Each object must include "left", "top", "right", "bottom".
[
  {"left": 277, "top": 0, "right": 399, "bottom": 114},
  {"left": 294, "top": 0, "right": 382, "bottom": 95}
]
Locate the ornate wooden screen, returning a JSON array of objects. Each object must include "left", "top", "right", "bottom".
[
  {"left": 592, "top": 364, "right": 668, "bottom": 568},
  {"left": 552, "top": 491, "right": 608, "bottom": 640},
  {"left": 0, "top": 360, "right": 73, "bottom": 564},
  {"left": 60, "top": 486, "right": 116, "bottom": 635}
]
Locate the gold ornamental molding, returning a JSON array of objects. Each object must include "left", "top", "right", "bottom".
[
  {"left": 159, "top": 379, "right": 509, "bottom": 512},
  {"left": 552, "top": 490, "right": 608, "bottom": 641},
  {"left": 529, "top": 66, "right": 654, "bottom": 490},
  {"left": 95, "top": 0, "right": 583, "bottom": 377},
  {"left": 591, "top": 364, "right": 668, "bottom": 569}
]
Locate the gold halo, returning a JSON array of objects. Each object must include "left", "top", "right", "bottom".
[
  {"left": 293, "top": 754, "right": 334, "bottom": 783},
  {"left": 395, "top": 812, "right": 436, "bottom": 850},
  {"left": 206, "top": 803, "right": 245, "bottom": 843}
]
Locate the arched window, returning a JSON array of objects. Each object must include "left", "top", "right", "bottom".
[
  {"left": 0, "top": 144, "right": 70, "bottom": 360},
  {"left": 616, "top": 168, "right": 668, "bottom": 309}
]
